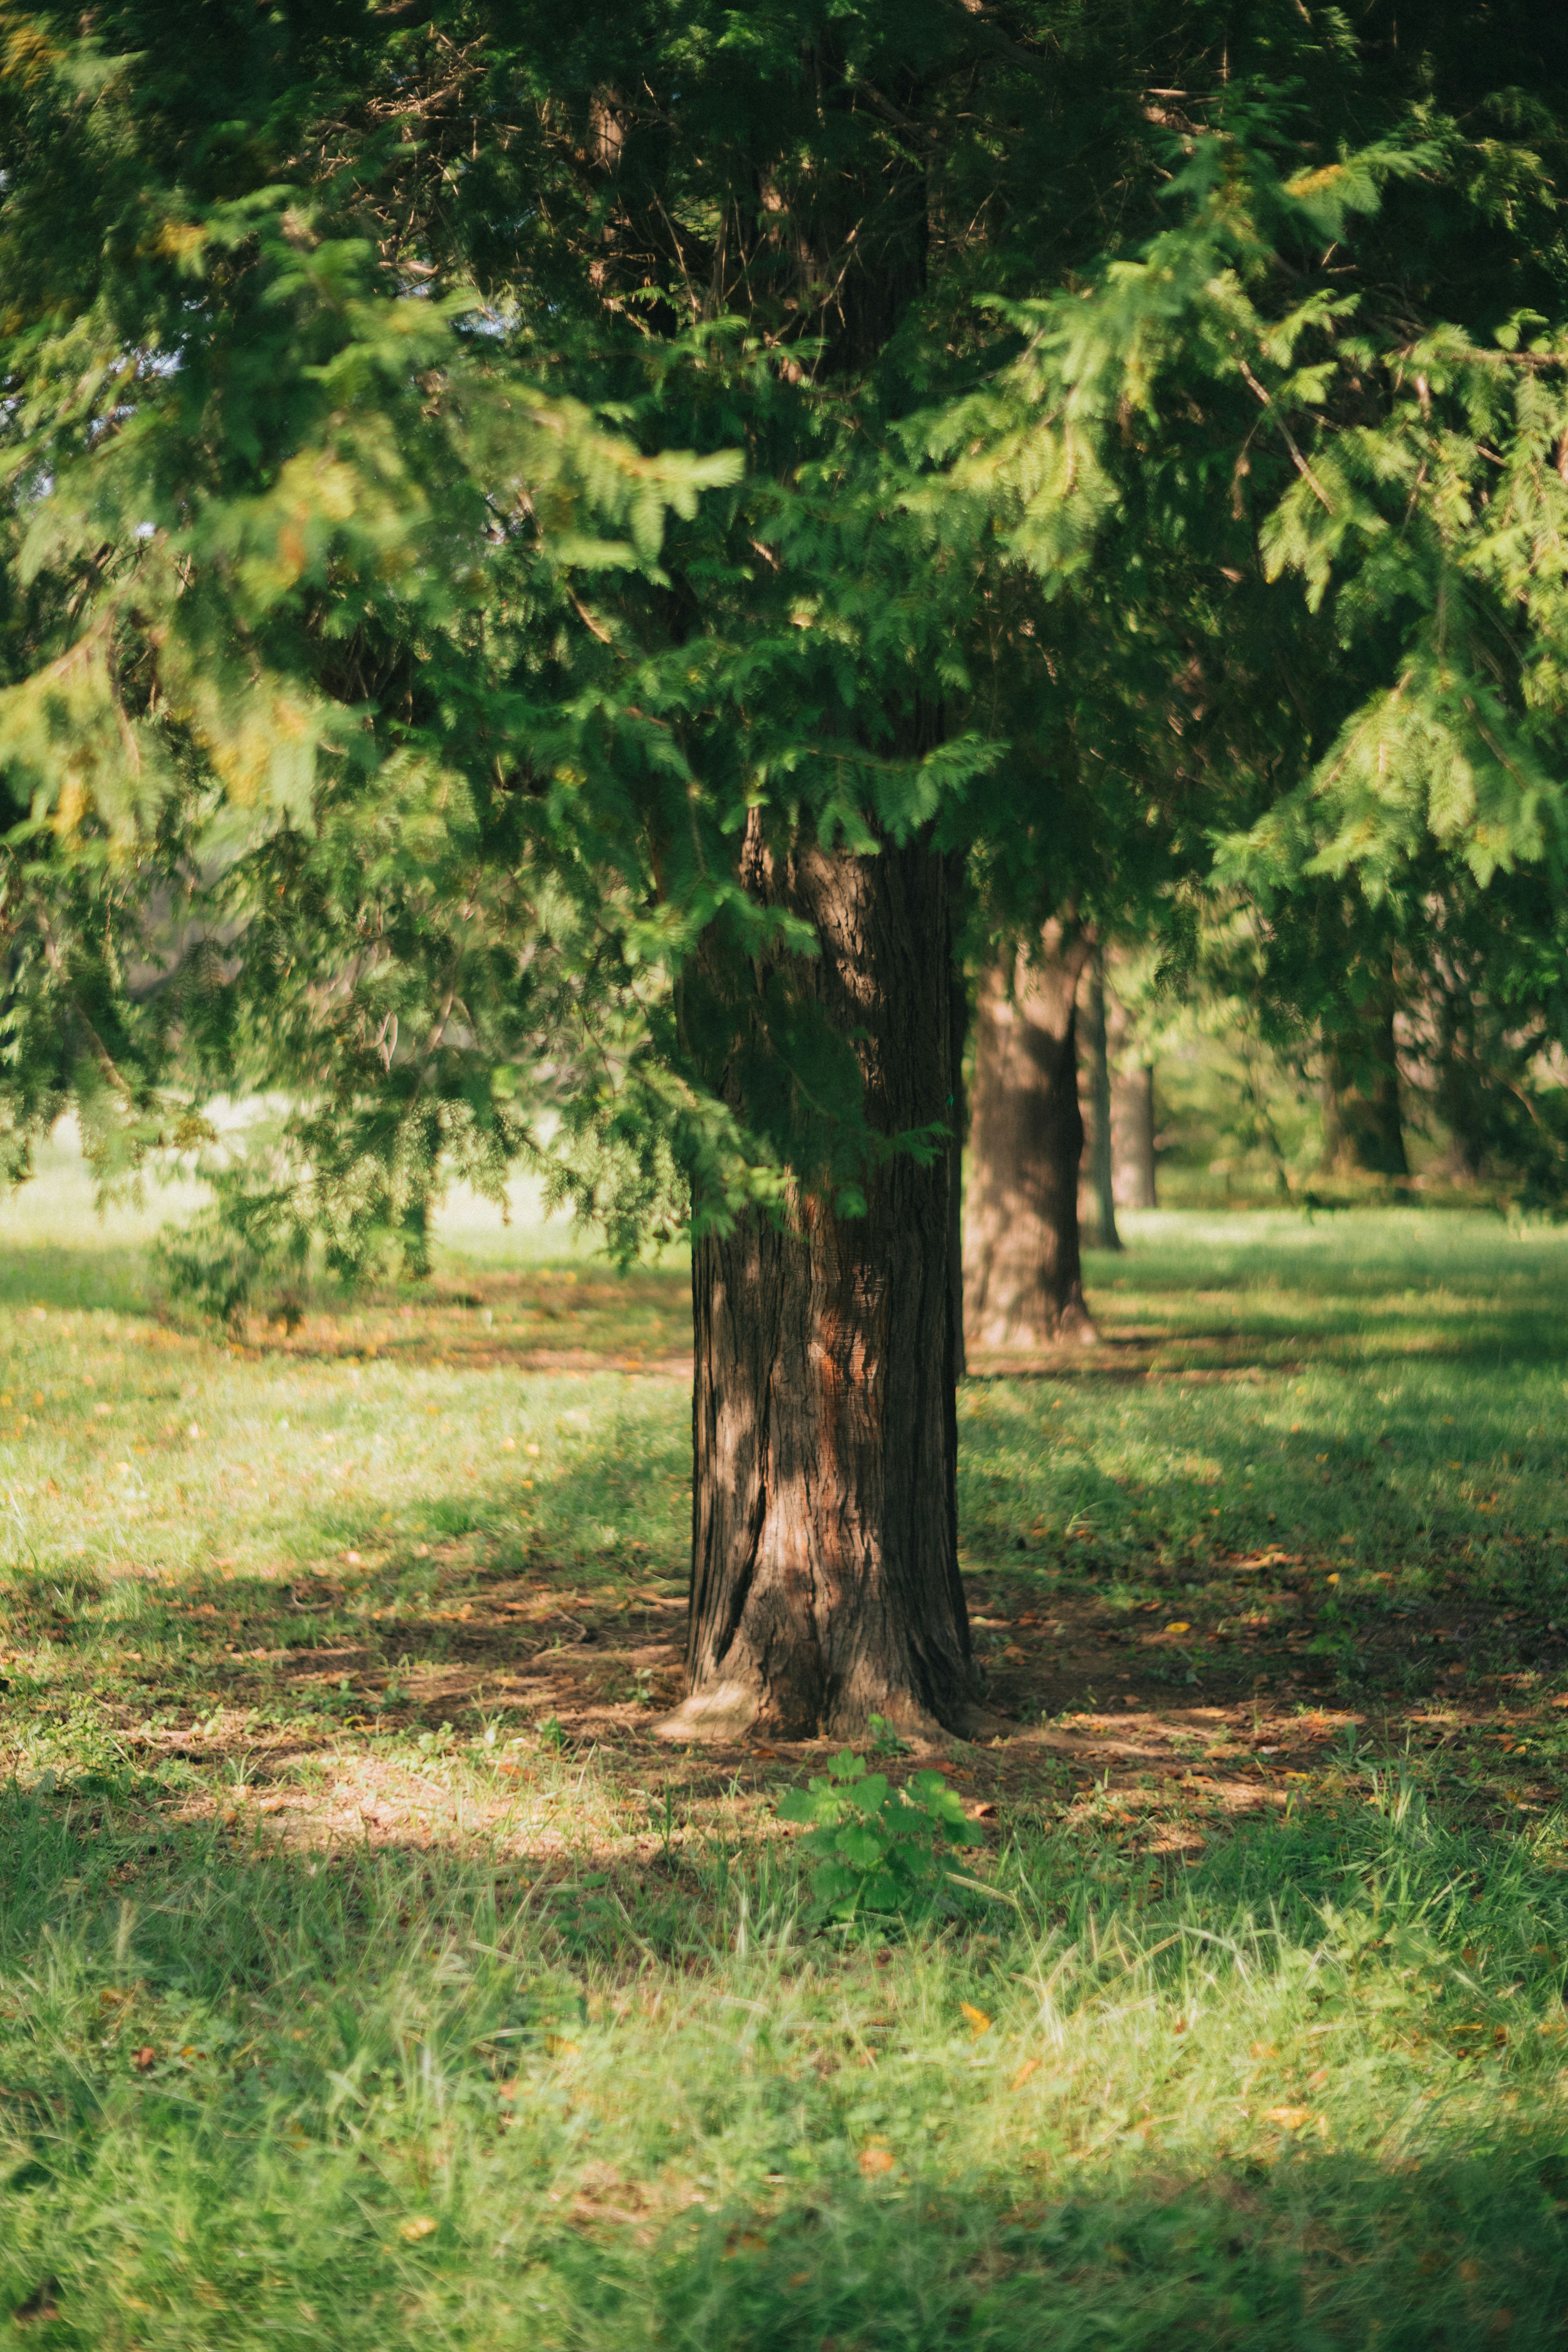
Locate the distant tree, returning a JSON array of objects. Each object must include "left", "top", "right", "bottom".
[
  {"left": 1078, "top": 950, "right": 1123, "bottom": 1252},
  {"left": 964, "top": 924, "right": 1097, "bottom": 1350},
  {"left": 1319, "top": 951, "right": 1409, "bottom": 1182}
]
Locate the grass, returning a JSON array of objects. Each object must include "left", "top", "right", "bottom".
[{"left": 4, "top": 1138, "right": 1568, "bottom": 2346}]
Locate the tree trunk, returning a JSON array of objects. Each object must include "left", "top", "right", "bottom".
[
  {"left": 963, "top": 924, "right": 1097, "bottom": 1348},
  {"left": 1112, "top": 1063, "right": 1158, "bottom": 1207},
  {"left": 1321, "top": 978, "right": 1408, "bottom": 1177},
  {"left": 1077, "top": 947, "right": 1121, "bottom": 1251},
  {"left": 666, "top": 829, "right": 978, "bottom": 1744},
  {"left": 1430, "top": 982, "right": 1494, "bottom": 1180}
]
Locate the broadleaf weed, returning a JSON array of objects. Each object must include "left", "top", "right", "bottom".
[{"left": 777, "top": 1749, "right": 984, "bottom": 1924}]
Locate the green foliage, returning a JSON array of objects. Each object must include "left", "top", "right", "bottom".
[
  {"left": 777, "top": 1749, "right": 983, "bottom": 1923},
  {"left": 4, "top": 1, "right": 1568, "bottom": 1264}
]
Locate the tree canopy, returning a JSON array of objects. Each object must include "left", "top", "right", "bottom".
[{"left": 3, "top": 0, "right": 1568, "bottom": 1259}]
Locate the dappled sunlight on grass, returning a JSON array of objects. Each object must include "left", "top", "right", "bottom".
[{"left": 6, "top": 1163, "right": 1568, "bottom": 2344}]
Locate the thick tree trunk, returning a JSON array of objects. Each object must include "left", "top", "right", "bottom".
[
  {"left": 1113, "top": 1063, "right": 1158, "bottom": 1207},
  {"left": 1321, "top": 980, "right": 1408, "bottom": 1177},
  {"left": 666, "top": 831, "right": 978, "bottom": 1744},
  {"left": 963, "top": 924, "right": 1097, "bottom": 1348},
  {"left": 1077, "top": 948, "right": 1121, "bottom": 1251}
]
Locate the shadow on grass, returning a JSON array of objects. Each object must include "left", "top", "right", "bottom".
[{"left": 2, "top": 1786, "right": 1567, "bottom": 2349}]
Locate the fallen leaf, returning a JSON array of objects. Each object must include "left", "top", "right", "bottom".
[
  {"left": 787, "top": 2271, "right": 812, "bottom": 2290},
  {"left": 960, "top": 2002, "right": 992, "bottom": 2036},
  {"left": 1264, "top": 2105, "right": 1314, "bottom": 2130},
  {"left": 1457, "top": 2258, "right": 1482, "bottom": 2284},
  {"left": 1165, "top": 1622, "right": 1191, "bottom": 1636},
  {"left": 1304, "top": 2066, "right": 1330, "bottom": 2091},
  {"left": 1010, "top": 2057, "right": 1041, "bottom": 2090},
  {"left": 133, "top": 2046, "right": 156, "bottom": 2072},
  {"left": 399, "top": 2216, "right": 439, "bottom": 2243},
  {"left": 858, "top": 2144, "right": 895, "bottom": 2177}
]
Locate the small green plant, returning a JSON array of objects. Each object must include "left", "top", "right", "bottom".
[
  {"left": 865, "top": 1713, "right": 909, "bottom": 1759},
  {"left": 777, "top": 1751, "right": 984, "bottom": 1923}
]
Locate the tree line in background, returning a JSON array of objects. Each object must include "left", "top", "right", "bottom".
[{"left": 4, "top": 0, "right": 1568, "bottom": 1740}]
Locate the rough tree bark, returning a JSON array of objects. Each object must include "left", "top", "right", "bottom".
[
  {"left": 664, "top": 827, "right": 979, "bottom": 1742},
  {"left": 1321, "top": 976, "right": 1408, "bottom": 1177},
  {"left": 963, "top": 923, "right": 1097, "bottom": 1348},
  {"left": 601, "top": 42, "right": 975, "bottom": 1743},
  {"left": 1077, "top": 948, "right": 1121, "bottom": 1251}
]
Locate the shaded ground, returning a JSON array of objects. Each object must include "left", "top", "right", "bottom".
[
  {"left": 7, "top": 1165, "right": 1568, "bottom": 2350},
  {"left": 3, "top": 1164, "right": 1565, "bottom": 1864}
]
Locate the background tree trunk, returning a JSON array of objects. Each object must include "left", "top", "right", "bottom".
[
  {"left": 1112, "top": 1062, "right": 1158, "bottom": 1207},
  {"left": 949, "top": 953, "right": 968, "bottom": 1384},
  {"left": 668, "top": 831, "right": 978, "bottom": 1743},
  {"left": 1321, "top": 977, "right": 1408, "bottom": 1177},
  {"left": 1077, "top": 948, "right": 1122, "bottom": 1251},
  {"left": 963, "top": 924, "right": 1097, "bottom": 1348}
]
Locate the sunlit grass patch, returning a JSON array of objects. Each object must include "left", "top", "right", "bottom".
[{"left": 5, "top": 1160, "right": 1568, "bottom": 2341}]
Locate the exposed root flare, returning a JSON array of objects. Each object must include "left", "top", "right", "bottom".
[
  {"left": 654, "top": 1683, "right": 761, "bottom": 1744},
  {"left": 658, "top": 1679, "right": 991, "bottom": 1748}
]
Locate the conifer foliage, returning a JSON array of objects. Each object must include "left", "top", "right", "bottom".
[{"left": 4, "top": 3, "right": 1568, "bottom": 1728}]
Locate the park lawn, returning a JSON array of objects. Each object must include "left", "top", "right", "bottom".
[{"left": 3, "top": 1146, "right": 1568, "bottom": 2345}]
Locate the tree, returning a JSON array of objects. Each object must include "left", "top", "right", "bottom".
[
  {"left": 1078, "top": 948, "right": 1122, "bottom": 1252},
  {"left": 1108, "top": 968, "right": 1159, "bottom": 1211},
  {"left": 1400, "top": 866, "right": 1568, "bottom": 1196},
  {"left": 1318, "top": 943, "right": 1409, "bottom": 1180},
  {"left": 8, "top": 1, "right": 1568, "bottom": 1741},
  {"left": 964, "top": 925, "right": 1097, "bottom": 1350}
]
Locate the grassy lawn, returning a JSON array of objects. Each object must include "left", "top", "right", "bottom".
[{"left": 4, "top": 1143, "right": 1568, "bottom": 2347}]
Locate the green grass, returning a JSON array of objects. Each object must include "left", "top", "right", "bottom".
[{"left": 4, "top": 1142, "right": 1568, "bottom": 2347}]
